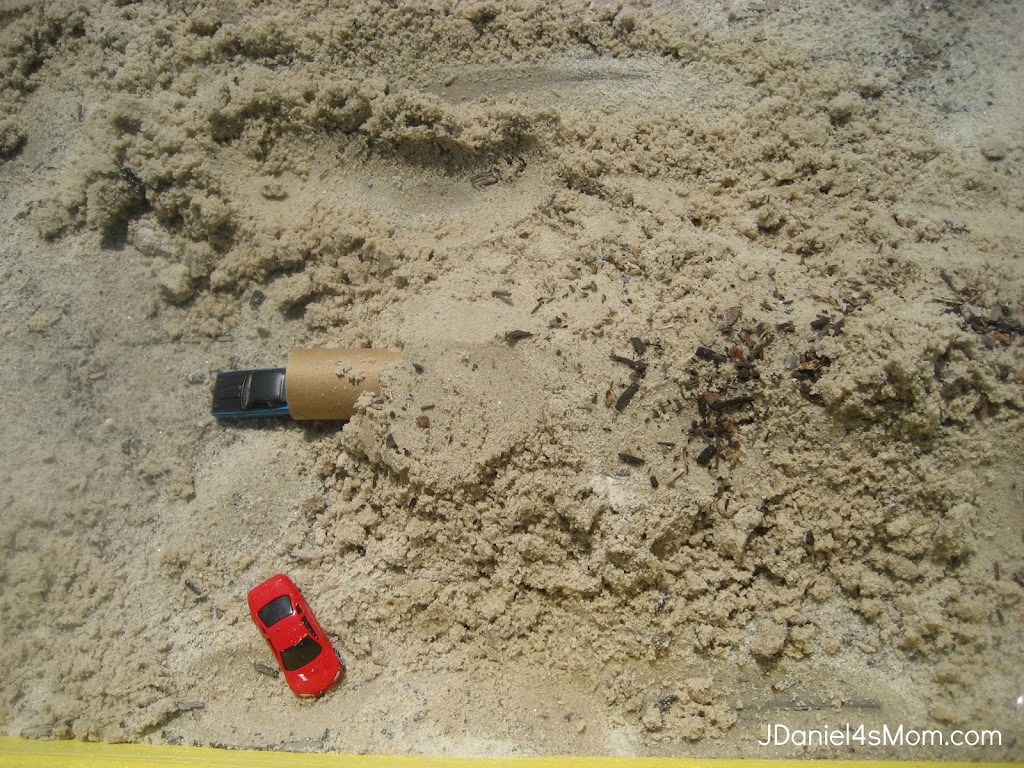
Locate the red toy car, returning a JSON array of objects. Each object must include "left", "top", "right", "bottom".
[{"left": 247, "top": 573, "right": 344, "bottom": 698}]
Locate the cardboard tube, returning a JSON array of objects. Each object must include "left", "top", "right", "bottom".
[{"left": 285, "top": 348, "right": 403, "bottom": 420}]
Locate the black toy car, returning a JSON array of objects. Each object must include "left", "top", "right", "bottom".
[{"left": 211, "top": 368, "right": 288, "bottom": 418}]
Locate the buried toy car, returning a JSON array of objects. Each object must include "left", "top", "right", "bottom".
[{"left": 247, "top": 573, "right": 344, "bottom": 698}]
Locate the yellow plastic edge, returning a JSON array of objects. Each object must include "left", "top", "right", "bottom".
[{"left": 0, "top": 737, "right": 1018, "bottom": 768}]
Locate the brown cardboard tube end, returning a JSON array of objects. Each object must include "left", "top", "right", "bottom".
[{"left": 285, "top": 348, "right": 403, "bottom": 420}]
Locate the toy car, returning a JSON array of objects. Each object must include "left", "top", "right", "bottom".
[
  {"left": 247, "top": 573, "right": 344, "bottom": 698},
  {"left": 212, "top": 368, "right": 289, "bottom": 418}
]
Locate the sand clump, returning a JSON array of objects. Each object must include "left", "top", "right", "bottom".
[{"left": 0, "top": 0, "right": 1022, "bottom": 759}]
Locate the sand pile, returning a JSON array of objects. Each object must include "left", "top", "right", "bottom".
[{"left": 0, "top": 0, "right": 1021, "bottom": 758}]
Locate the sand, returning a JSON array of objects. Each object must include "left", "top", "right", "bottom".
[{"left": 0, "top": 0, "right": 1022, "bottom": 760}]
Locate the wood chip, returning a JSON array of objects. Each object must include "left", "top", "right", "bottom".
[
  {"left": 615, "top": 383, "right": 639, "bottom": 411},
  {"left": 695, "top": 346, "right": 727, "bottom": 363},
  {"left": 722, "top": 306, "right": 742, "bottom": 332},
  {"left": 709, "top": 395, "right": 755, "bottom": 411},
  {"left": 696, "top": 445, "right": 717, "bottom": 466},
  {"left": 610, "top": 354, "right": 647, "bottom": 375},
  {"left": 254, "top": 661, "right": 280, "bottom": 678},
  {"left": 665, "top": 467, "right": 686, "bottom": 487},
  {"left": 618, "top": 452, "right": 645, "bottom": 466}
]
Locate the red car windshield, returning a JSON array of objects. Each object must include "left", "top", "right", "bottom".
[
  {"left": 281, "top": 636, "right": 322, "bottom": 671},
  {"left": 257, "top": 595, "right": 293, "bottom": 627}
]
